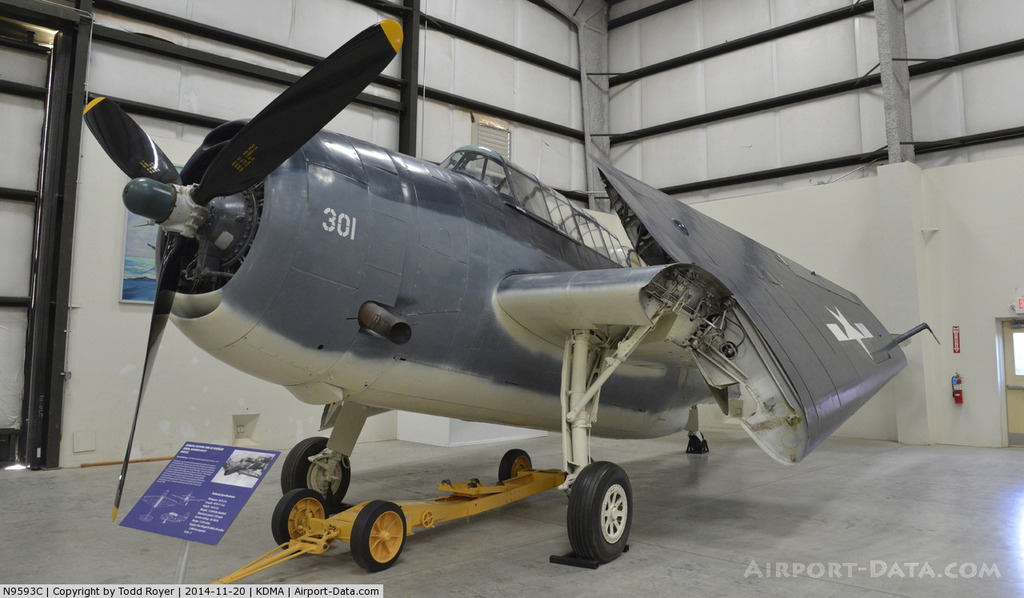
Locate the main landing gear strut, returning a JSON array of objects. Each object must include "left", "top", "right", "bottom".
[{"left": 553, "top": 327, "right": 658, "bottom": 567}]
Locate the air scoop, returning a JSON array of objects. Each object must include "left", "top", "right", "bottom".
[{"left": 123, "top": 177, "right": 209, "bottom": 238}]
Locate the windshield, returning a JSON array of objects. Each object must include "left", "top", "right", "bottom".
[{"left": 441, "top": 147, "right": 637, "bottom": 267}]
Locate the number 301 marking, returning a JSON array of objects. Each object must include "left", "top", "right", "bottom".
[{"left": 322, "top": 208, "right": 357, "bottom": 240}]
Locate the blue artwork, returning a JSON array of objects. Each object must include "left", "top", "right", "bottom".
[
  {"left": 121, "top": 443, "right": 279, "bottom": 546},
  {"left": 122, "top": 211, "right": 158, "bottom": 303}
]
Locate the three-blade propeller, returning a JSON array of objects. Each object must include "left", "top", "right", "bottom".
[{"left": 82, "top": 20, "right": 403, "bottom": 521}]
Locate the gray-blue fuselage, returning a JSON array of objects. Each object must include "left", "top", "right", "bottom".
[{"left": 171, "top": 131, "right": 705, "bottom": 438}]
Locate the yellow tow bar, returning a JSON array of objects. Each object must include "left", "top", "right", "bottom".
[{"left": 215, "top": 467, "right": 566, "bottom": 583}]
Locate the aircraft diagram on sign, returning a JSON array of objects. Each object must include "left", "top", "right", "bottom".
[{"left": 84, "top": 18, "right": 932, "bottom": 571}]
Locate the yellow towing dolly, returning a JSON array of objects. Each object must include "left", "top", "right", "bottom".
[{"left": 215, "top": 449, "right": 564, "bottom": 583}]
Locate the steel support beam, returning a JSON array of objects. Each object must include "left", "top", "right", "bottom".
[
  {"left": 0, "top": 187, "right": 39, "bottom": 202},
  {"left": 610, "top": 2, "right": 875, "bottom": 87},
  {"left": 609, "top": 38, "right": 1024, "bottom": 147},
  {"left": 657, "top": 124, "right": 1024, "bottom": 196},
  {"left": 608, "top": 0, "right": 693, "bottom": 30},
  {"left": 91, "top": 26, "right": 403, "bottom": 113},
  {"left": 875, "top": 0, "right": 915, "bottom": 163},
  {"left": 19, "top": 0, "right": 92, "bottom": 469},
  {"left": 524, "top": 0, "right": 610, "bottom": 209},
  {"left": 399, "top": 0, "right": 421, "bottom": 156}
]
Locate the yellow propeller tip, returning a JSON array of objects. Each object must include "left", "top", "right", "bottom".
[
  {"left": 84, "top": 96, "right": 106, "bottom": 116},
  {"left": 112, "top": 506, "right": 118, "bottom": 522},
  {"left": 380, "top": 19, "right": 403, "bottom": 54}
]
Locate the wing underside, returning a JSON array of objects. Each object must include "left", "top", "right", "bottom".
[
  {"left": 496, "top": 159, "right": 910, "bottom": 464},
  {"left": 589, "top": 158, "right": 908, "bottom": 461}
]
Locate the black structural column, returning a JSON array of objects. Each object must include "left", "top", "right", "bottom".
[
  {"left": 398, "top": 0, "right": 421, "bottom": 156},
  {"left": 11, "top": 0, "right": 92, "bottom": 469}
]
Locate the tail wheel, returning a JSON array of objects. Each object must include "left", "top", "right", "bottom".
[
  {"left": 350, "top": 500, "right": 407, "bottom": 572},
  {"left": 272, "top": 489, "right": 327, "bottom": 546},
  {"left": 566, "top": 462, "right": 632, "bottom": 563},
  {"left": 498, "top": 449, "right": 532, "bottom": 481}
]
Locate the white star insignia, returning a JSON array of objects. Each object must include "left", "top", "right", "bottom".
[{"left": 826, "top": 307, "right": 873, "bottom": 357}]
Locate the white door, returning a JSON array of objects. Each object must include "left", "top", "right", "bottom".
[{"left": 1003, "top": 321, "right": 1024, "bottom": 447}]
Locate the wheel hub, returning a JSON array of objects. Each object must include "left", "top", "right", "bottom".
[
  {"left": 600, "top": 483, "right": 628, "bottom": 544},
  {"left": 307, "top": 452, "right": 344, "bottom": 496}
]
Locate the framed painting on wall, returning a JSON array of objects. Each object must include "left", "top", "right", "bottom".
[{"left": 121, "top": 211, "right": 158, "bottom": 303}]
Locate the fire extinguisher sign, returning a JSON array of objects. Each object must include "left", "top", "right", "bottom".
[{"left": 952, "top": 326, "right": 961, "bottom": 354}]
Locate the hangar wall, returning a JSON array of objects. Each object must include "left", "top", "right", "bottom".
[
  {"left": 608, "top": 0, "right": 1024, "bottom": 201},
  {"left": 418, "top": 0, "right": 585, "bottom": 190}
]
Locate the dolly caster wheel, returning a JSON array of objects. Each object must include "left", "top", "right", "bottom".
[
  {"left": 498, "top": 449, "right": 532, "bottom": 482},
  {"left": 272, "top": 488, "right": 327, "bottom": 546},
  {"left": 351, "top": 500, "right": 406, "bottom": 572}
]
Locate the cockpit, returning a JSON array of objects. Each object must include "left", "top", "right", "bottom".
[{"left": 441, "top": 146, "right": 637, "bottom": 267}]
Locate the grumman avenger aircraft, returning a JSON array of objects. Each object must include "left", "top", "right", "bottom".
[{"left": 85, "top": 19, "right": 931, "bottom": 571}]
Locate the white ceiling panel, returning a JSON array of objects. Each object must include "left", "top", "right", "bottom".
[
  {"left": 88, "top": 43, "right": 183, "bottom": 108},
  {"left": 960, "top": 55, "right": 1024, "bottom": 135},
  {"left": 190, "top": 0, "right": 295, "bottom": 47},
  {"left": 0, "top": 201, "right": 36, "bottom": 297},
  {"left": 775, "top": 21, "right": 857, "bottom": 95},
  {"left": 640, "top": 128, "right": 707, "bottom": 189},
  {"left": 955, "top": 0, "right": 1024, "bottom": 52},
  {"left": 778, "top": 95, "right": 862, "bottom": 166},
  {"left": 705, "top": 112, "right": 778, "bottom": 179},
  {"left": 455, "top": 0, "right": 516, "bottom": 46},
  {"left": 517, "top": 0, "right": 575, "bottom": 67},
  {"left": 638, "top": 1, "right": 701, "bottom": 67},
  {"left": 640, "top": 63, "right": 703, "bottom": 128},
  {"left": 702, "top": 0, "right": 771, "bottom": 47},
  {"left": 703, "top": 44, "right": 773, "bottom": 112},
  {"left": 0, "top": 94, "right": 43, "bottom": 190},
  {"left": 452, "top": 40, "right": 516, "bottom": 113}
]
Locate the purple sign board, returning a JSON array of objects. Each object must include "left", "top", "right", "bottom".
[{"left": 120, "top": 442, "right": 279, "bottom": 545}]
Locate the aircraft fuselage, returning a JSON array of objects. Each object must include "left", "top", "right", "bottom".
[{"left": 171, "top": 132, "right": 705, "bottom": 439}]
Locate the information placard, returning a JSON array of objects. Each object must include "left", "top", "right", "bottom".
[{"left": 120, "top": 443, "right": 279, "bottom": 545}]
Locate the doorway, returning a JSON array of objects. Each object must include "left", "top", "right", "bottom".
[{"left": 1003, "top": 321, "right": 1024, "bottom": 447}]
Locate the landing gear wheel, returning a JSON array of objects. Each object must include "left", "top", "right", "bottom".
[
  {"left": 272, "top": 488, "right": 327, "bottom": 546},
  {"left": 350, "top": 500, "right": 407, "bottom": 572},
  {"left": 686, "top": 431, "right": 709, "bottom": 454},
  {"left": 498, "top": 449, "right": 532, "bottom": 481},
  {"left": 281, "top": 436, "right": 351, "bottom": 512},
  {"left": 566, "top": 462, "right": 632, "bottom": 563}
]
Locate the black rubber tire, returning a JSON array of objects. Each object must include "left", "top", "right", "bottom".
[
  {"left": 566, "top": 461, "right": 633, "bottom": 563},
  {"left": 272, "top": 488, "right": 327, "bottom": 546},
  {"left": 498, "top": 449, "right": 532, "bottom": 482},
  {"left": 350, "top": 500, "right": 407, "bottom": 572},
  {"left": 280, "top": 436, "right": 351, "bottom": 511}
]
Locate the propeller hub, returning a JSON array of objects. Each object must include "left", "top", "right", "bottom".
[
  {"left": 123, "top": 178, "right": 176, "bottom": 222},
  {"left": 123, "top": 178, "right": 209, "bottom": 239}
]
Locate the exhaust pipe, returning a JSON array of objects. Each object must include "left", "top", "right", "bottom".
[{"left": 358, "top": 301, "right": 411, "bottom": 345}]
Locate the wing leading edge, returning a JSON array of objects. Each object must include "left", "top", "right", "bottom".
[{"left": 591, "top": 157, "right": 907, "bottom": 462}]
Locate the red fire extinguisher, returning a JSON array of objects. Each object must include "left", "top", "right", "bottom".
[{"left": 952, "top": 373, "right": 963, "bottom": 404}]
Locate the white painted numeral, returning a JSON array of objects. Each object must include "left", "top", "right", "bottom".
[{"left": 322, "top": 208, "right": 357, "bottom": 240}]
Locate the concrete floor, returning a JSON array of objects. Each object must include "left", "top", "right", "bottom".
[{"left": 2, "top": 429, "right": 1022, "bottom": 597}]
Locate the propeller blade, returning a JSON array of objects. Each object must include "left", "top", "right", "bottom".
[
  {"left": 83, "top": 97, "right": 181, "bottom": 185},
  {"left": 192, "top": 19, "right": 403, "bottom": 204},
  {"left": 112, "top": 235, "right": 184, "bottom": 521}
]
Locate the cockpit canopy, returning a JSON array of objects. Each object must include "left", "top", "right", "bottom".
[{"left": 441, "top": 146, "right": 636, "bottom": 267}]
